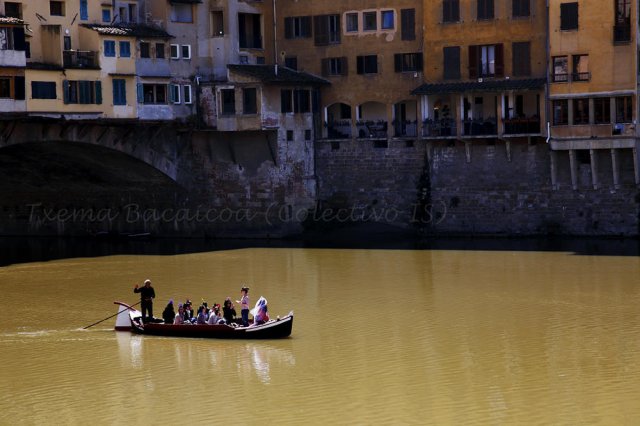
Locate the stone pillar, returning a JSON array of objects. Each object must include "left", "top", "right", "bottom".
[
  {"left": 569, "top": 149, "right": 578, "bottom": 190},
  {"left": 550, "top": 150, "right": 558, "bottom": 190},
  {"left": 611, "top": 148, "right": 620, "bottom": 189},
  {"left": 590, "top": 149, "right": 598, "bottom": 190}
]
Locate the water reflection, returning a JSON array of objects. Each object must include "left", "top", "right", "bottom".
[{"left": 116, "top": 332, "right": 295, "bottom": 385}]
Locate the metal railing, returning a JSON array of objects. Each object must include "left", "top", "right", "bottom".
[
  {"left": 422, "top": 118, "right": 456, "bottom": 137},
  {"left": 63, "top": 50, "right": 98, "bottom": 69}
]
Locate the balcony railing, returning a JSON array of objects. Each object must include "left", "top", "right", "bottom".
[
  {"left": 63, "top": 50, "right": 99, "bottom": 69},
  {"left": 394, "top": 120, "right": 418, "bottom": 137},
  {"left": 613, "top": 23, "right": 631, "bottom": 43},
  {"left": 325, "top": 120, "right": 352, "bottom": 139},
  {"left": 552, "top": 73, "right": 569, "bottom": 83},
  {"left": 503, "top": 117, "right": 541, "bottom": 135},
  {"left": 422, "top": 118, "right": 456, "bottom": 137},
  {"left": 462, "top": 118, "right": 497, "bottom": 136},
  {"left": 572, "top": 72, "right": 590, "bottom": 82},
  {"left": 356, "top": 120, "right": 388, "bottom": 139}
]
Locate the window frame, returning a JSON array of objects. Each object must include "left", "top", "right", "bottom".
[
  {"left": 183, "top": 85, "right": 192, "bottom": 105},
  {"left": 560, "top": 2, "right": 579, "bottom": 31},
  {"left": 220, "top": 88, "right": 236, "bottom": 115},
  {"left": 104, "top": 40, "right": 116, "bottom": 57},
  {"left": 181, "top": 45, "right": 191, "bottom": 60},
  {"left": 593, "top": 97, "right": 611, "bottom": 124},
  {"left": 552, "top": 99, "right": 569, "bottom": 125},
  {"left": 242, "top": 87, "right": 257, "bottom": 114},
  {"left": 381, "top": 10, "right": 394, "bottom": 30},
  {"left": 118, "top": 41, "right": 131, "bottom": 58},
  {"left": 552, "top": 56, "right": 569, "bottom": 82},
  {"left": 572, "top": 98, "right": 590, "bottom": 125},
  {"left": 112, "top": 78, "right": 126, "bottom": 106},
  {"left": 49, "top": 1, "right": 65, "bottom": 16},
  {"left": 170, "top": 44, "right": 180, "bottom": 59},
  {"left": 443, "top": 0, "right": 460, "bottom": 23},
  {"left": 363, "top": 11, "right": 377, "bottom": 31},
  {"left": 356, "top": 54, "right": 378, "bottom": 75},
  {"left": 346, "top": 12, "right": 358, "bottom": 32}
]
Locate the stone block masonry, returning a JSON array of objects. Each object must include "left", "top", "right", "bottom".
[{"left": 315, "top": 138, "right": 640, "bottom": 236}]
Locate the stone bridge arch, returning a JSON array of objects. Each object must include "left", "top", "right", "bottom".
[{"left": 0, "top": 119, "right": 180, "bottom": 180}]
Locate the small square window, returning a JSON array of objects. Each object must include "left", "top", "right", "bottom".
[
  {"left": 140, "top": 42, "right": 150, "bottom": 58},
  {"left": 256, "top": 56, "right": 265, "bottom": 64},
  {"left": 155, "top": 43, "right": 165, "bottom": 59},
  {"left": 239, "top": 55, "right": 249, "bottom": 64},
  {"left": 181, "top": 45, "right": 191, "bottom": 60},
  {"left": 381, "top": 10, "right": 394, "bottom": 29},
  {"left": 50, "top": 1, "right": 64, "bottom": 16},
  {"left": 363, "top": 11, "right": 376, "bottom": 31},
  {"left": 170, "top": 44, "right": 179, "bottom": 59},
  {"left": 346, "top": 13, "right": 358, "bottom": 32}
]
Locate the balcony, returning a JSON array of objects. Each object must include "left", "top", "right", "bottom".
[
  {"left": 63, "top": 50, "right": 99, "bottom": 69},
  {"left": 613, "top": 23, "right": 631, "bottom": 44},
  {"left": 326, "top": 120, "right": 352, "bottom": 139},
  {"left": 552, "top": 73, "right": 569, "bottom": 83},
  {"left": 356, "top": 120, "right": 388, "bottom": 139},
  {"left": 572, "top": 72, "right": 590, "bottom": 82},
  {"left": 462, "top": 118, "right": 497, "bottom": 136},
  {"left": 422, "top": 118, "right": 456, "bottom": 138},
  {"left": 503, "top": 117, "right": 541, "bottom": 135},
  {"left": 394, "top": 120, "right": 418, "bottom": 137}
]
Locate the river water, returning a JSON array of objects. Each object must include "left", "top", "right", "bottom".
[{"left": 1, "top": 239, "right": 640, "bottom": 424}]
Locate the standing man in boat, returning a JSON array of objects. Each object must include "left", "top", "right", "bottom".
[
  {"left": 237, "top": 286, "right": 250, "bottom": 327},
  {"left": 134, "top": 279, "right": 156, "bottom": 323}
]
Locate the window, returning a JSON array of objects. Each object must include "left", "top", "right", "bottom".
[
  {"left": 141, "top": 84, "right": 167, "bottom": 104},
  {"left": 140, "top": 42, "right": 150, "bottom": 58},
  {"left": 573, "top": 99, "right": 589, "bottom": 124},
  {"left": 314, "top": 14, "right": 340, "bottom": 46},
  {"left": 79, "top": 0, "right": 88, "bottom": 20},
  {"left": 256, "top": 56, "right": 265, "bottom": 64},
  {"left": 593, "top": 98, "right": 610, "bottom": 124},
  {"left": 443, "top": 46, "right": 461, "bottom": 79},
  {"left": 63, "top": 80, "right": 101, "bottom": 104},
  {"left": 381, "top": 10, "right": 394, "bottom": 30},
  {"left": 0, "top": 27, "right": 26, "bottom": 51},
  {"left": 239, "top": 13, "right": 262, "bottom": 49},
  {"left": 443, "top": 0, "right": 460, "bottom": 23},
  {"left": 211, "top": 11, "right": 224, "bottom": 36},
  {"left": 128, "top": 3, "right": 137, "bottom": 23},
  {"left": 50, "top": 1, "right": 64, "bottom": 16},
  {"left": 553, "top": 99, "right": 568, "bottom": 125},
  {"left": 552, "top": 56, "right": 568, "bottom": 82},
  {"left": 181, "top": 45, "right": 191, "bottom": 60},
  {"left": 346, "top": 13, "right": 358, "bottom": 32},
  {"left": 615, "top": 0, "right": 631, "bottom": 42},
  {"left": 363, "top": 11, "right": 377, "bottom": 31},
  {"left": 183, "top": 85, "right": 192, "bottom": 104},
  {"left": 104, "top": 40, "right": 116, "bottom": 57},
  {"left": 0, "top": 78, "right": 11, "bottom": 98},
  {"left": 305, "top": 129, "right": 311, "bottom": 140},
  {"left": 221, "top": 89, "right": 235, "bottom": 114},
  {"left": 356, "top": 55, "right": 378, "bottom": 74},
  {"left": 170, "top": 3, "right": 193, "bottom": 23},
  {"left": 572, "top": 55, "right": 589, "bottom": 81},
  {"left": 243, "top": 88, "right": 257, "bottom": 114},
  {"left": 394, "top": 53, "right": 423, "bottom": 73},
  {"left": 170, "top": 84, "right": 180, "bottom": 104},
  {"left": 119, "top": 41, "right": 130, "bottom": 58},
  {"left": 477, "top": 0, "right": 494, "bottom": 20},
  {"left": 64, "top": 36, "right": 71, "bottom": 51},
  {"left": 170, "top": 44, "right": 179, "bottom": 59},
  {"left": 31, "top": 81, "right": 56, "bottom": 99},
  {"left": 400, "top": 9, "right": 415, "bottom": 40},
  {"left": 101, "top": 8, "right": 111, "bottom": 23},
  {"left": 469, "top": 44, "right": 503, "bottom": 78},
  {"left": 286, "top": 130, "right": 293, "bottom": 141},
  {"left": 4, "top": 2, "right": 22, "bottom": 19},
  {"left": 284, "top": 16, "right": 311, "bottom": 39},
  {"left": 512, "top": 42, "right": 531, "bottom": 76},
  {"left": 616, "top": 96, "right": 632, "bottom": 123},
  {"left": 281, "top": 89, "right": 293, "bottom": 113},
  {"left": 155, "top": 43, "right": 165, "bottom": 59},
  {"left": 284, "top": 57, "right": 297, "bottom": 70},
  {"left": 560, "top": 2, "right": 578, "bottom": 30},
  {"left": 294, "top": 89, "right": 310, "bottom": 113},
  {"left": 322, "top": 57, "right": 348, "bottom": 76},
  {"left": 112, "top": 79, "right": 126, "bottom": 106},
  {"left": 25, "top": 42, "right": 30, "bottom": 58},
  {"left": 512, "top": 0, "right": 530, "bottom": 18},
  {"left": 118, "top": 6, "right": 126, "bottom": 23}
]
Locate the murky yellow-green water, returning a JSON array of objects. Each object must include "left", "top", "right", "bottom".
[{"left": 1, "top": 247, "right": 640, "bottom": 425}]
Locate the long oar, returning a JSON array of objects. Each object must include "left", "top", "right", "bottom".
[{"left": 83, "top": 301, "right": 141, "bottom": 329}]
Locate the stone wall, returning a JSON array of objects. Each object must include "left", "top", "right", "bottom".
[{"left": 315, "top": 138, "right": 640, "bottom": 236}]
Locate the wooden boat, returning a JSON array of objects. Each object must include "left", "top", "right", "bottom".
[{"left": 113, "top": 301, "right": 293, "bottom": 339}]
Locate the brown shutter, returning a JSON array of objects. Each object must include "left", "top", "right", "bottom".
[
  {"left": 468, "top": 45, "right": 479, "bottom": 78},
  {"left": 495, "top": 44, "right": 504, "bottom": 77},
  {"left": 341, "top": 57, "right": 348, "bottom": 75},
  {"left": 394, "top": 53, "right": 402, "bottom": 72},
  {"left": 314, "top": 15, "right": 329, "bottom": 46},
  {"left": 401, "top": 9, "right": 415, "bottom": 40}
]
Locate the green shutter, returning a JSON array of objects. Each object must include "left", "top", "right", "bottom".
[
  {"left": 62, "top": 80, "right": 69, "bottom": 104},
  {"left": 95, "top": 81, "right": 102, "bottom": 104}
]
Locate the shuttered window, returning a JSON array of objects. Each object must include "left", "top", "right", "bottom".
[
  {"left": 356, "top": 55, "right": 378, "bottom": 74},
  {"left": 314, "top": 14, "right": 340, "bottom": 46},
  {"left": 512, "top": 42, "right": 531, "bottom": 76},
  {"left": 321, "top": 57, "right": 348, "bottom": 76},
  {"left": 401, "top": 9, "right": 415, "bottom": 40},
  {"left": 512, "top": 0, "right": 530, "bottom": 18},
  {"left": 560, "top": 2, "right": 578, "bottom": 30},
  {"left": 469, "top": 44, "right": 503, "bottom": 78},
  {"left": 477, "top": 0, "right": 494, "bottom": 20},
  {"left": 443, "top": 46, "right": 460, "bottom": 80},
  {"left": 284, "top": 16, "right": 312, "bottom": 39},
  {"left": 394, "top": 53, "right": 423, "bottom": 73},
  {"left": 443, "top": 0, "right": 460, "bottom": 23}
]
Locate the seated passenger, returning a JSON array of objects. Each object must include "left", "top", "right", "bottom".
[
  {"left": 173, "top": 304, "right": 185, "bottom": 325},
  {"left": 223, "top": 297, "right": 237, "bottom": 325},
  {"left": 162, "top": 300, "right": 175, "bottom": 324},
  {"left": 196, "top": 305, "right": 208, "bottom": 324},
  {"left": 207, "top": 304, "right": 223, "bottom": 325}
]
